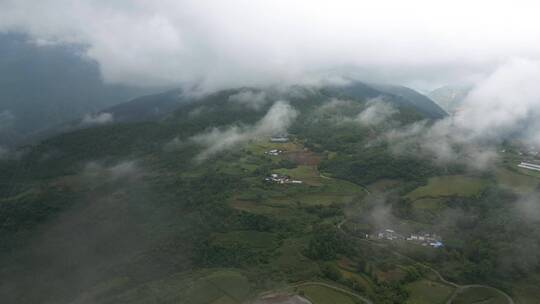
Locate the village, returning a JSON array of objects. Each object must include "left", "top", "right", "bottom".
[
  {"left": 508, "top": 143, "right": 540, "bottom": 172},
  {"left": 264, "top": 173, "right": 303, "bottom": 184},
  {"left": 263, "top": 134, "right": 305, "bottom": 185},
  {"left": 373, "top": 229, "right": 444, "bottom": 248},
  {"left": 264, "top": 149, "right": 284, "bottom": 156},
  {"left": 517, "top": 161, "right": 540, "bottom": 172}
]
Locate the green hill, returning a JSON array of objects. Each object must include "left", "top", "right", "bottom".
[{"left": 0, "top": 85, "right": 538, "bottom": 303}]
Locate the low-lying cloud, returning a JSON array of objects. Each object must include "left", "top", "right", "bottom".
[
  {"left": 377, "top": 58, "right": 540, "bottom": 169},
  {"left": 0, "top": 110, "right": 15, "bottom": 130},
  {"left": 228, "top": 90, "right": 268, "bottom": 110},
  {"left": 356, "top": 98, "right": 397, "bottom": 126},
  {"left": 83, "top": 160, "right": 140, "bottom": 181},
  {"left": 382, "top": 118, "right": 499, "bottom": 169},
  {"left": 191, "top": 100, "right": 298, "bottom": 160},
  {"left": 455, "top": 58, "right": 540, "bottom": 146},
  {"left": 0, "top": 1, "right": 539, "bottom": 172},
  {"left": 515, "top": 193, "right": 540, "bottom": 223},
  {"left": 315, "top": 97, "right": 397, "bottom": 127},
  {"left": 82, "top": 112, "right": 114, "bottom": 125}
]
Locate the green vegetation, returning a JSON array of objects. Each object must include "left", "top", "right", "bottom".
[
  {"left": 211, "top": 231, "right": 279, "bottom": 250},
  {"left": 110, "top": 269, "right": 251, "bottom": 304},
  {"left": 405, "top": 280, "right": 454, "bottom": 304},
  {"left": 275, "top": 165, "right": 323, "bottom": 185},
  {"left": 1, "top": 88, "right": 539, "bottom": 304},
  {"left": 495, "top": 168, "right": 539, "bottom": 193},
  {"left": 297, "top": 285, "right": 357, "bottom": 304},
  {"left": 452, "top": 287, "right": 508, "bottom": 304},
  {"left": 406, "top": 175, "right": 488, "bottom": 200}
]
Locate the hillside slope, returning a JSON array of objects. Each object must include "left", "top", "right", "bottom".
[
  {"left": 427, "top": 85, "right": 471, "bottom": 114},
  {"left": 368, "top": 83, "right": 447, "bottom": 119},
  {"left": 1, "top": 84, "right": 537, "bottom": 303}
]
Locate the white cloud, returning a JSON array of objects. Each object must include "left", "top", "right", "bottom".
[
  {"left": 228, "top": 90, "right": 267, "bottom": 110},
  {"left": 83, "top": 160, "right": 139, "bottom": 181},
  {"left": 375, "top": 58, "right": 540, "bottom": 168},
  {"left": 2, "top": 1, "right": 540, "bottom": 91},
  {"left": 454, "top": 58, "right": 540, "bottom": 145},
  {"left": 254, "top": 100, "right": 298, "bottom": 136},
  {"left": 515, "top": 194, "right": 540, "bottom": 223},
  {"left": 82, "top": 112, "right": 114, "bottom": 125},
  {"left": 191, "top": 126, "right": 247, "bottom": 160},
  {"left": 191, "top": 100, "right": 298, "bottom": 160},
  {"left": 356, "top": 98, "right": 397, "bottom": 126},
  {"left": 163, "top": 137, "right": 185, "bottom": 152},
  {"left": 108, "top": 161, "right": 139, "bottom": 180},
  {"left": 317, "top": 98, "right": 354, "bottom": 112},
  {"left": 382, "top": 114, "right": 499, "bottom": 169},
  {"left": 2, "top": 1, "right": 540, "bottom": 162}
]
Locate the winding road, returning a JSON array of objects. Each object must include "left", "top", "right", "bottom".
[
  {"left": 385, "top": 244, "right": 514, "bottom": 304},
  {"left": 347, "top": 225, "right": 515, "bottom": 304},
  {"left": 445, "top": 284, "right": 515, "bottom": 304},
  {"left": 274, "top": 218, "right": 514, "bottom": 304}
]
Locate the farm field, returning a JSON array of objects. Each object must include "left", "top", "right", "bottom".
[
  {"left": 412, "top": 198, "right": 447, "bottom": 211},
  {"left": 495, "top": 168, "right": 539, "bottom": 193},
  {"left": 452, "top": 287, "right": 508, "bottom": 304},
  {"left": 511, "top": 275, "right": 540, "bottom": 304},
  {"left": 105, "top": 269, "right": 252, "bottom": 304},
  {"left": 211, "top": 231, "right": 279, "bottom": 249},
  {"left": 405, "top": 280, "right": 454, "bottom": 304},
  {"left": 274, "top": 165, "right": 324, "bottom": 186},
  {"left": 2, "top": 91, "right": 537, "bottom": 304},
  {"left": 406, "top": 175, "right": 489, "bottom": 200},
  {"left": 296, "top": 285, "right": 356, "bottom": 304}
]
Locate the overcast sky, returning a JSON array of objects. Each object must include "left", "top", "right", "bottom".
[{"left": 1, "top": 0, "right": 540, "bottom": 91}]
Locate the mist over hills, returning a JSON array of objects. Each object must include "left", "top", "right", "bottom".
[
  {"left": 0, "top": 33, "right": 161, "bottom": 147},
  {"left": 2, "top": 1, "right": 540, "bottom": 303},
  {"left": 428, "top": 85, "right": 471, "bottom": 114},
  {"left": 1, "top": 80, "right": 539, "bottom": 303},
  {"left": 0, "top": 83, "right": 449, "bottom": 303},
  {"left": 0, "top": 31, "right": 446, "bottom": 151},
  {"left": 83, "top": 81, "right": 446, "bottom": 125}
]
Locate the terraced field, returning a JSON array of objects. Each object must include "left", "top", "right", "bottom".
[
  {"left": 296, "top": 285, "right": 357, "bottom": 304},
  {"left": 405, "top": 280, "right": 454, "bottom": 304},
  {"left": 406, "top": 175, "right": 489, "bottom": 200},
  {"left": 452, "top": 286, "right": 509, "bottom": 304}
]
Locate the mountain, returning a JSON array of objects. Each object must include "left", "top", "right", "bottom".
[
  {"left": 0, "top": 33, "right": 161, "bottom": 147},
  {"left": 368, "top": 83, "right": 448, "bottom": 119},
  {"left": 1, "top": 85, "right": 537, "bottom": 303},
  {"left": 427, "top": 85, "right": 472, "bottom": 114},
  {"left": 101, "top": 89, "right": 186, "bottom": 123},
  {"left": 0, "top": 35, "right": 440, "bottom": 149},
  {"left": 0, "top": 85, "right": 448, "bottom": 303},
  {"left": 79, "top": 81, "right": 446, "bottom": 127}
]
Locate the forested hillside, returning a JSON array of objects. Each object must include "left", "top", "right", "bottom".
[{"left": 0, "top": 86, "right": 538, "bottom": 304}]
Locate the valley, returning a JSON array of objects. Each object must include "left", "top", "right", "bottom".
[
  {"left": 1, "top": 86, "right": 540, "bottom": 304},
  {"left": 2, "top": 2, "right": 540, "bottom": 303}
]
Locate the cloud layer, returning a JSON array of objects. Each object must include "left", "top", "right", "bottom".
[
  {"left": 356, "top": 98, "right": 397, "bottom": 126},
  {"left": 81, "top": 112, "right": 114, "bottom": 125},
  {"left": 228, "top": 90, "right": 268, "bottom": 111},
  {"left": 191, "top": 100, "right": 298, "bottom": 160},
  {"left": 455, "top": 58, "right": 540, "bottom": 145},
  {"left": 2, "top": 1, "right": 540, "bottom": 91},
  {"left": 0, "top": 110, "right": 15, "bottom": 131}
]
